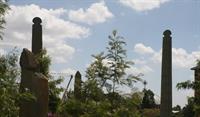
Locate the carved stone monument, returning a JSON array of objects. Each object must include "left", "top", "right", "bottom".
[
  {"left": 19, "top": 17, "right": 48, "bottom": 117},
  {"left": 160, "top": 30, "right": 172, "bottom": 117},
  {"left": 32, "top": 17, "right": 42, "bottom": 55},
  {"left": 191, "top": 66, "right": 200, "bottom": 117},
  {"left": 74, "top": 71, "right": 82, "bottom": 100}
]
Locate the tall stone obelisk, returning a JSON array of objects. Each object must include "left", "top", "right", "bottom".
[
  {"left": 32, "top": 17, "right": 42, "bottom": 55},
  {"left": 74, "top": 71, "right": 82, "bottom": 100},
  {"left": 160, "top": 30, "right": 172, "bottom": 117},
  {"left": 19, "top": 17, "right": 48, "bottom": 117},
  {"left": 32, "top": 17, "right": 42, "bottom": 73}
]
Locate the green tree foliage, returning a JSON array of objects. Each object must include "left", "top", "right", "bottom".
[
  {"left": 86, "top": 30, "right": 141, "bottom": 93},
  {"left": 59, "top": 99, "right": 84, "bottom": 117},
  {"left": 142, "top": 109, "right": 160, "bottom": 117},
  {"left": 37, "top": 49, "right": 51, "bottom": 76},
  {"left": 48, "top": 75, "right": 63, "bottom": 114},
  {"left": 181, "top": 97, "right": 195, "bottom": 117},
  {"left": 141, "top": 89, "right": 156, "bottom": 109},
  {"left": 59, "top": 30, "right": 143, "bottom": 117},
  {"left": 82, "top": 79, "right": 105, "bottom": 103},
  {"left": 176, "top": 60, "right": 200, "bottom": 91},
  {"left": 172, "top": 105, "right": 183, "bottom": 117},
  {"left": 0, "top": 50, "right": 20, "bottom": 116},
  {"left": 106, "top": 30, "right": 138, "bottom": 92},
  {"left": 177, "top": 80, "right": 200, "bottom": 90},
  {"left": 74, "top": 71, "right": 82, "bottom": 100},
  {"left": 0, "top": 0, "right": 9, "bottom": 39},
  {"left": 86, "top": 52, "right": 110, "bottom": 88},
  {"left": 59, "top": 91, "right": 143, "bottom": 117},
  {"left": 176, "top": 60, "right": 200, "bottom": 116}
]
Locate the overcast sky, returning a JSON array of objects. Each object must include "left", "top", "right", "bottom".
[{"left": 1, "top": 0, "right": 200, "bottom": 107}]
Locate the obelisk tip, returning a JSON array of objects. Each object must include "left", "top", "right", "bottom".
[
  {"left": 33, "top": 17, "right": 42, "bottom": 24},
  {"left": 163, "top": 30, "right": 171, "bottom": 37}
]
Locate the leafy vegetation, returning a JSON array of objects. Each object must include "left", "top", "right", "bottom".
[
  {"left": 58, "top": 30, "right": 146, "bottom": 117},
  {"left": 0, "top": 1, "right": 161, "bottom": 116},
  {"left": 141, "top": 89, "right": 156, "bottom": 109},
  {"left": 0, "top": 0, "right": 9, "bottom": 39},
  {"left": 0, "top": 49, "right": 20, "bottom": 116},
  {"left": 176, "top": 60, "right": 200, "bottom": 117}
]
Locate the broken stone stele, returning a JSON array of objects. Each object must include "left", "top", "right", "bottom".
[{"left": 19, "top": 17, "right": 48, "bottom": 117}]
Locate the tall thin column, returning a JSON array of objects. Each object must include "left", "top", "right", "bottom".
[
  {"left": 32, "top": 17, "right": 42, "bottom": 55},
  {"left": 160, "top": 30, "right": 172, "bottom": 117},
  {"left": 32, "top": 17, "right": 42, "bottom": 72},
  {"left": 74, "top": 71, "right": 82, "bottom": 100}
]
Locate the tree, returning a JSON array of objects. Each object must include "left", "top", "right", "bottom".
[
  {"left": 86, "top": 30, "right": 141, "bottom": 93},
  {"left": 106, "top": 30, "right": 140, "bottom": 93},
  {"left": 0, "top": 0, "right": 9, "bottom": 39},
  {"left": 172, "top": 105, "right": 182, "bottom": 117},
  {"left": 173, "top": 105, "right": 181, "bottom": 112},
  {"left": 0, "top": 49, "right": 20, "bottom": 116},
  {"left": 85, "top": 52, "right": 110, "bottom": 91},
  {"left": 86, "top": 52, "right": 109, "bottom": 87},
  {"left": 176, "top": 60, "right": 200, "bottom": 116},
  {"left": 59, "top": 30, "right": 143, "bottom": 117},
  {"left": 141, "top": 89, "right": 156, "bottom": 109},
  {"left": 182, "top": 97, "right": 195, "bottom": 117},
  {"left": 82, "top": 79, "right": 105, "bottom": 103},
  {"left": 48, "top": 76, "right": 63, "bottom": 114}
]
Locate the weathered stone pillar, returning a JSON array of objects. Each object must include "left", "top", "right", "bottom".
[
  {"left": 19, "top": 49, "right": 38, "bottom": 117},
  {"left": 19, "top": 49, "right": 48, "bottom": 117},
  {"left": 160, "top": 30, "right": 172, "bottom": 117},
  {"left": 32, "top": 17, "right": 42, "bottom": 73},
  {"left": 32, "top": 17, "right": 42, "bottom": 55},
  {"left": 74, "top": 71, "right": 82, "bottom": 100},
  {"left": 32, "top": 73, "right": 48, "bottom": 117},
  {"left": 19, "top": 17, "right": 48, "bottom": 117},
  {"left": 191, "top": 66, "right": 200, "bottom": 117}
]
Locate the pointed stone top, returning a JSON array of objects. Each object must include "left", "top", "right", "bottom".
[
  {"left": 75, "top": 71, "right": 81, "bottom": 77},
  {"left": 20, "top": 48, "right": 39, "bottom": 70},
  {"left": 33, "top": 17, "right": 42, "bottom": 24},
  {"left": 163, "top": 30, "right": 171, "bottom": 37}
]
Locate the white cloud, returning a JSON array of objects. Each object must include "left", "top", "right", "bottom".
[
  {"left": 172, "top": 48, "right": 200, "bottom": 68},
  {"left": 134, "top": 43, "right": 155, "bottom": 55},
  {"left": 119, "top": 0, "right": 170, "bottom": 12},
  {"left": 126, "top": 65, "right": 153, "bottom": 76},
  {"left": 132, "top": 58, "right": 146, "bottom": 65},
  {"left": 68, "top": 1, "right": 114, "bottom": 25},
  {"left": 151, "top": 49, "right": 162, "bottom": 63},
  {"left": 0, "top": 49, "right": 6, "bottom": 55},
  {"left": 50, "top": 68, "right": 76, "bottom": 77},
  {"left": 2, "top": 4, "right": 90, "bottom": 64},
  {"left": 60, "top": 68, "right": 77, "bottom": 76},
  {"left": 152, "top": 48, "right": 200, "bottom": 68},
  {"left": 134, "top": 43, "right": 200, "bottom": 68}
]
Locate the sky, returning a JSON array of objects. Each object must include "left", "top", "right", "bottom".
[{"left": 1, "top": 0, "right": 200, "bottom": 107}]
